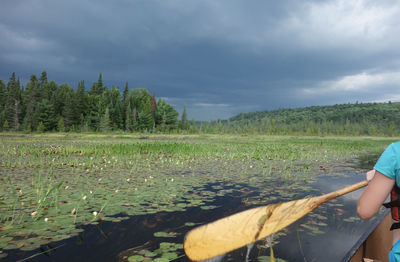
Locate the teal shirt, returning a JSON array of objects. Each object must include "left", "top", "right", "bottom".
[{"left": 374, "top": 142, "right": 400, "bottom": 187}]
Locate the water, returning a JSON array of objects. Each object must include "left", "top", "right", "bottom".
[{"left": 2, "top": 172, "right": 386, "bottom": 262}]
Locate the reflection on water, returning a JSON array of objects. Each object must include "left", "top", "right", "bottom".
[{"left": 2, "top": 172, "right": 386, "bottom": 262}]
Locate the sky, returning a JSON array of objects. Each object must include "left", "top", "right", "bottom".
[{"left": 1, "top": 0, "right": 400, "bottom": 120}]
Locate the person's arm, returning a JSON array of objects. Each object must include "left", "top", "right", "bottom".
[{"left": 357, "top": 170, "right": 395, "bottom": 220}]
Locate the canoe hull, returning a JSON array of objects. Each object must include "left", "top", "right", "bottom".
[{"left": 347, "top": 211, "right": 392, "bottom": 262}]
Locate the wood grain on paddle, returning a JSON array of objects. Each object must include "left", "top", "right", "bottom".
[{"left": 184, "top": 180, "right": 368, "bottom": 261}]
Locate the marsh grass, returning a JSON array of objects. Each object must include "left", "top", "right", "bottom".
[{"left": 0, "top": 133, "right": 396, "bottom": 257}]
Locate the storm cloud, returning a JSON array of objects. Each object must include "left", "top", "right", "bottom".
[{"left": 1, "top": 0, "right": 400, "bottom": 120}]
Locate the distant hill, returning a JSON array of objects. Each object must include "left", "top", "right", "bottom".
[
  {"left": 230, "top": 102, "right": 400, "bottom": 124},
  {"left": 221, "top": 102, "right": 400, "bottom": 136}
]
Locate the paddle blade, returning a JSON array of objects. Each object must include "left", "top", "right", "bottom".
[{"left": 184, "top": 197, "right": 319, "bottom": 261}]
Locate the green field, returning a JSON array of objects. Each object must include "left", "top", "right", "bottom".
[{"left": 0, "top": 133, "right": 396, "bottom": 260}]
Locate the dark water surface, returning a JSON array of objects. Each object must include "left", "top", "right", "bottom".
[{"left": 2, "top": 172, "right": 386, "bottom": 262}]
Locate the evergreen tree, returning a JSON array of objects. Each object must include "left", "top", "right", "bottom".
[
  {"left": 57, "top": 117, "right": 65, "bottom": 132},
  {"left": 0, "top": 80, "right": 5, "bottom": 130},
  {"left": 75, "top": 80, "right": 87, "bottom": 125},
  {"left": 39, "top": 71, "right": 48, "bottom": 96},
  {"left": 100, "top": 107, "right": 111, "bottom": 132},
  {"left": 180, "top": 104, "right": 188, "bottom": 130},
  {"left": 0, "top": 80, "right": 6, "bottom": 113},
  {"left": 108, "top": 86, "right": 123, "bottom": 129},
  {"left": 3, "top": 119, "right": 9, "bottom": 131},
  {"left": 156, "top": 99, "right": 178, "bottom": 130},
  {"left": 37, "top": 99, "right": 56, "bottom": 131},
  {"left": 37, "top": 121, "right": 45, "bottom": 133},
  {"left": 87, "top": 95, "right": 101, "bottom": 131},
  {"left": 23, "top": 74, "right": 40, "bottom": 129},
  {"left": 137, "top": 110, "right": 153, "bottom": 131},
  {"left": 63, "top": 91, "right": 79, "bottom": 131},
  {"left": 132, "top": 107, "right": 138, "bottom": 131},
  {"left": 125, "top": 101, "right": 133, "bottom": 131},
  {"left": 151, "top": 93, "right": 157, "bottom": 132},
  {"left": 122, "top": 81, "right": 129, "bottom": 130},
  {"left": 5, "top": 73, "right": 21, "bottom": 130},
  {"left": 45, "top": 80, "right": 58, "bottom": 101},
  {"left": 89, "top": 73, "right": 105, "bottom": 96}
]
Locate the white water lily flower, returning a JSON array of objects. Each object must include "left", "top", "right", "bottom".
[
  {"left": 31, "top": 211, "right": 37, "bottom": 217},
  {"left": 126, "top": 178, "right": 130, "bottom": 182},
  {"left": 93, "top": 211, "right": 98, "bottom": 216},
  {"left": 82, "top": 195, "right": 87, "bottom": 200},
  {"left": 44, "top": 217, "right": 49, "bottom": 222}
]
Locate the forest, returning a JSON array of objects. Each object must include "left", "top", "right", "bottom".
[
  {"left": 0, "top": 72, "right": 186, "bottom": 133},
  {"left": 1, "top": 71, "right": 400, "bottom": 136},
  {"left": 219, "top": 102, "right": 400, "bottom": 136}
]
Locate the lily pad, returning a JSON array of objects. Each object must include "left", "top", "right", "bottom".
[
  {"left": 128, "top": 255, "right": 145, "bottom": 261},
  {"left": 161, "top": 252, "right": 178, "bottom": 260}
]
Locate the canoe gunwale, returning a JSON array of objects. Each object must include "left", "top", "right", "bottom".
[{"left": 342, "top": 209, "right": 391, "bottom": 262}]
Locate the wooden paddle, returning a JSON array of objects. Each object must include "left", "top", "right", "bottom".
[{"left": 184, "top": 180, "right": 368, "bottom": 261}]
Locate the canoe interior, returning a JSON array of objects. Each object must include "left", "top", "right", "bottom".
[{"left": 347, "top": 210, "right": 392, "bottom": 262}]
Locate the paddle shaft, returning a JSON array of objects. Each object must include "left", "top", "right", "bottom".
[
  {"left": 184, "top": 180, "right": 368, "bottom": 261},
  {"left": 312, "top": 180, "right": 368, "bottom": 206}
]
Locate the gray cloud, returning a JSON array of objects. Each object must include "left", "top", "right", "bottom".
[{"left": 1, "top": 0, "right": 400, "bottom": 120}]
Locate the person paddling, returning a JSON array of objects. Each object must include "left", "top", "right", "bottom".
[{"left": 358, "top": 142, "right": 400, "bottom": 261}]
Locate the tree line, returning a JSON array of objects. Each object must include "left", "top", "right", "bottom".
[
  {"left": 215, "top": 102, "right": 400, "bottom": 136},
  {"left": 0, "top": 72, "right": 190, "bottom": 132},
  {"left": 2, "top": 71, "right": 399, "bottom": 136}
]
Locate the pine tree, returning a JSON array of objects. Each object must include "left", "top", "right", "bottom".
[
  {"left": 37, "top": 99, "right": 56, "bottom": 131},
  {"left": 180, "top": 104, "right": 188, "bottom": 130},
  {"left": 0, "top": 80, "right": 6, "bottom": 114},
  {"left": 89, "top": 73, "right": 105, "bottom": 96},
  {"left": 151, "top": 93, "right": 157, "bottom": 132},
  {"left": 132, "top": 107, "right": 138, "bottom": 131},
  {"left": 108, "top": 86, "right": 123, "bottom": 129},
  {"left": 23, "top": 74, "right": 40, "bottom": 129},
  {"left": 63, "top": 90, "right": 79, "bottom": 131},
  {"left": 76, "top": 80, "right": 87, "bottom": 126},
  {"left": 125, "top": 101, "right": 132, "bottom": 132},
  {"left": 6, "top": 73, "right": 21, "bottom": 130},
  {"left": 100, "top": 107, "right": 111, "bottom": 132},
  {"left": 138, "top": 110, "right": 153, "bottom": 131},
  {"left": 122, "top": 81, "right": 129, "bottom": 130}
]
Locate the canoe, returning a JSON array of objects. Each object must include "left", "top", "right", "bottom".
[{"left": 343, "top": 210, "right": 392, "bottom": 262}]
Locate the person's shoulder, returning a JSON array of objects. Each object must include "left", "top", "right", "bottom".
[{"left": 389, "top": 141, "right": 400, "bottom": 149}]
